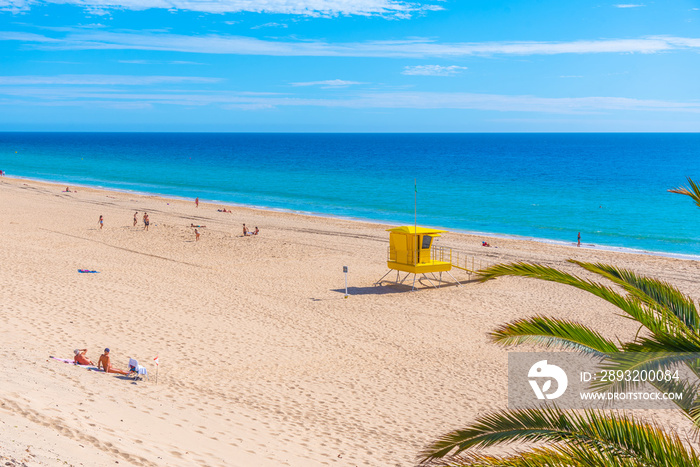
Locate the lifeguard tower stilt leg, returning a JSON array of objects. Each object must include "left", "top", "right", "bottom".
[
  {"left": 374, "top": 269, "right": 393, "bottom": 286},
  {"left": 445, "top": 270, "right": 461, "bottom": 287}
]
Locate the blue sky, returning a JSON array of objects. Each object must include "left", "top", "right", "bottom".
[{"left": 1, "top": 0, "right": 699, "bottom": 131}]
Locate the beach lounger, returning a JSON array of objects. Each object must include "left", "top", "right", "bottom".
[{"left": 128, "top": 358, "right": 149, "bottom": 381}]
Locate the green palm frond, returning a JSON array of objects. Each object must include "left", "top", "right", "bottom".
[
  {"left": 419, "top": 408, "right": 700, "bottom": 466},
  {"left": 571, "top": 261, "right": 699, "bottom": 330},
  {"left": 621, "top": 327, "right": 700, "bottom": 353},
  {"left": 426, "top": 445, "right": 643, "bottom": 467},
  {"left": 669, "top": 176, "right": 700, "bottom": 209},
  {"left": 477, "top": 262, "right": 679, "bottom": 336},
  {"left": 489, "top": 316, "right": 620, "bottom": 355},
  {"left": 419, "top": 407, "right": 577, "bottom": 460}
]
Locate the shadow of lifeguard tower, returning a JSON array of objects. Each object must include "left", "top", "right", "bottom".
[{"left": 374, "top": 226, "right": 467, "bottom": 291}]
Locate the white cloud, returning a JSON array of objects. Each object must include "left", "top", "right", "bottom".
[
  {"left": 0, "top": 74, "right": 222, "bottom": 85},
  {"left": 4, "top": 30, "right": 699, "bottom": 57},
  {"left": 291, "top": 79, "right": 363, "bottom": 87},
  {"left": 0, "top": 0, "right": 444, "bottom": 17},
  {"left": 613, "top": 4, "right": 645, "bottom": 8},
  {"left": 402, "top": 65, "right": 466, "bottom": 76},
  {"left": 118, "top": 59, "right": 205, "bottom": 65},
  {"left": 1, "top": 85, "right": 699, "bottom": 115},
  {"left": 251, "top": 22, "right": 288, "bottom": 29}
]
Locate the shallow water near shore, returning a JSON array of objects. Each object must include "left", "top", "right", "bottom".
[{"left": 2, "top": 132, "right": 699, "bottom": 256}]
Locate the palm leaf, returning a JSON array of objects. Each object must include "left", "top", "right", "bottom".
[
  {"left": 425, "top": 445, "right": 643, "bottom": 467},
  {"left": 477, "top": 262, "right": 677, "bottom": 336},
  {"left": 419, "top": 408, "right": 700, "bottom": 466},
  {"left": 571, "top": 261, "right": 699, "bottom": 330},
  {"left": 669, "top": 176, "right": 700, "bottom": 209},
  {"left": 489, "top": 316, "right": 620, "bottom": 355}
]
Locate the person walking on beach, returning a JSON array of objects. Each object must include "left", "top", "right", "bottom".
[
  {"left": 195, "top": 197, "right": 199, "bottom": 208},
  {"left": 98, "top": 215, "right": 104, "bottom": 230},
  {"left": 97, "top": 348, "right": 129, "bottom": 375},
  {"left": 133, "top": 211, "right": 138, "bottom": 227},
  {"left": 143, "top": 213, "right": 150, "bottom": 231},
  {"left": 242, "top": 224, "right": 249, "bottom": 236},
  {"left": 577, "top": 232, "right": 581, "bottom": 247},
  {"left": 195, "top": 229, "right": 200, "bottom": 241}
]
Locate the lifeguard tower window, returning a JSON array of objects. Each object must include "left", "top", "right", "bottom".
[{"left": 422, "top": 236, "right": 432, "bottom": 249}]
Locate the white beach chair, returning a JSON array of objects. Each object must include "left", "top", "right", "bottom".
[{"left": 128, "top": 358, "right": 149, "bottom": 381}]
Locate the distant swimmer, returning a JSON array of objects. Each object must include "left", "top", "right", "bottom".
[
  {"left": 98, "top": 215, "right": 104, "bottom": 230},
  {"left": 577, "top": 232, "right": 581, "bottom": 247},
  {"left": 134, "top": 211, "right": 138, "bottom": 227}
]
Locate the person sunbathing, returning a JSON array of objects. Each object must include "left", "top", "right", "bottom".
[
  {"left": 74, "top": 349, "right": 94, "bottom": 366},
  {"left": 97, "top": 348, "right": 130, "bottom": 375},
  {"left": 190, "top": 223, "right": 206, "bottom": 228}
]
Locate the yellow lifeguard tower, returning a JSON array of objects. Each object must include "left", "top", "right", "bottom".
[{"left": 375, "top": 226, "right": 462, "bottom": 290}]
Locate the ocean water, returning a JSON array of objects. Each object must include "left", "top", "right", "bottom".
[{"left": 1, "top": 132, "right": 700, "bottom": 257}]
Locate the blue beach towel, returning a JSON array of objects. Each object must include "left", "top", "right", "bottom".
[{"left": 78, "top": 269, "right": 100, "bottom": 273}]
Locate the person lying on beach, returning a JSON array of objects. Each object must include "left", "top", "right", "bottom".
[
  {"left": 97, "top": 348, "right": 130, "bottom": 375},
  {"left": 190, "top": 223, "right": 206, "bottom": 228},
  {"left": 217, "top": 208, "right": 231, "bottom": 213},
  {"left": 74, "top": 349, "right": 94, "bottom": 366},
  {"left": 64, "top": 187, "right": 71, "bottom": 192}
]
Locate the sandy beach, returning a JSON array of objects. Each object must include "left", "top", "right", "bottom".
[{"left": 1, "top": 176, "right": 699, "bottom": 466}]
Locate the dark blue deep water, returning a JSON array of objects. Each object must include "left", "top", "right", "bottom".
[{"left": 2, "top": 133, "right": 700, "bottom": 256}]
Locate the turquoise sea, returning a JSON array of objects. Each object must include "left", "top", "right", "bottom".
[{"left": 1, "top": 133, "right": 699, "bottom": 257}]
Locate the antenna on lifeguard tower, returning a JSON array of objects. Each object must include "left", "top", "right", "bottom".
[{"left": 414, "top": 178, "right": 418, "bottom": 266}]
